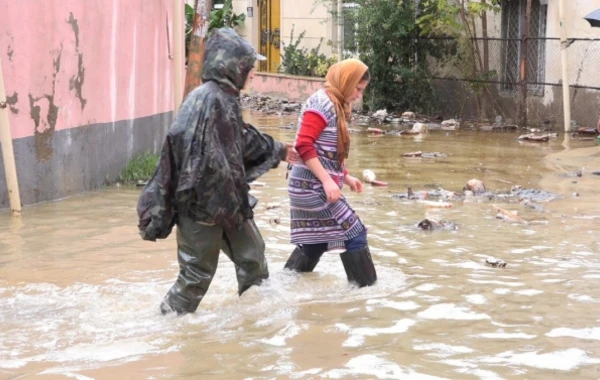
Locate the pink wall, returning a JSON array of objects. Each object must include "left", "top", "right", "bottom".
[
  {"left": 246, "top": 72, "right": 363, "bottom": 110},
  {"left": 247, "top": 73, "right": 325, "bottom": 103},
  {"left": 0, "top": 0, "right": 175, "bottom": 140}
]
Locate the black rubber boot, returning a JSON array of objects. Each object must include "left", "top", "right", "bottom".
[
  {"left": 284, "top": 246, "right": 320, "bottom": 272},
  {"left": 340, "top": 246, "right": 377, "bottom": 287}
]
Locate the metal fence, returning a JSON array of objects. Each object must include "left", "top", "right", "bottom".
[{"left": 417, "top": 37, "right": 600, "bottom": 129}]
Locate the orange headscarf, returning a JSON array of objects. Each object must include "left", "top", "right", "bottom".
[{"left": 324, "top": 59, "right": 369, "bottom": 163}]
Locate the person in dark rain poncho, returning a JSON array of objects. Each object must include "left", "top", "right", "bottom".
[{"left": 136, "top": 28, "right": 300, "bottom": 316}]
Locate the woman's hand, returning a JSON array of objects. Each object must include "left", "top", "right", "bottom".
[
  {"left": 344, "top": 175, "right": 363, "bottom": 193},
  {"left": 323, "top": 178, "right": 341, "bottom": 203}
]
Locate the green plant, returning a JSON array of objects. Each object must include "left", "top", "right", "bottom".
[
  {"left": 208, "top": 0, "right": 246, "bottom": 31},
  {"left": 120, "top": 152, "right": 159, "bottom": 183},
  {"left": 279, "top": 25, "right": 336, "bottom": 77},
  {"left": 347, "top": 0, "right": 442, "bottom": 113}
]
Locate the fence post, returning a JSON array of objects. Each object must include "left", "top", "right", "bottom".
[
  {"left": 558, "top": 0, "right": 571, "bottom": 132},
  {"left": 517, "top": 0, "right": 532, "bottom": 127}
]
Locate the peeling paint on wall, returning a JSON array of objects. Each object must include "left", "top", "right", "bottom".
[
  {"left": 5, "top": 32, "right": 14, "bottom": 62},
  {"left": 5, "top": 92, "right": 18, "bottom": 114},
  {"left": 29, "top": 46, "right": 62, "bottom": 162},
  {"left": 67, "top": 12, "right": 86, "bottom": 110}
]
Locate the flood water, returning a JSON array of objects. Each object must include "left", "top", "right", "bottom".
[{"left": 2, "top": 112, "right": 600, "bottom": 379}]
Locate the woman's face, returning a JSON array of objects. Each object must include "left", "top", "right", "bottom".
[{"left": 347, "top": 80, "right": 369, "bottom": 103}]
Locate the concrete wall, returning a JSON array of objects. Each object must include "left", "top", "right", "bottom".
[
  {"left": 281, "top": 0, "right": 335, "bottom": 56},
  {"left": 0, "top": 0, "right": 177, "bottom": 208}
]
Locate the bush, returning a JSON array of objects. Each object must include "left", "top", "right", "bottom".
[
  {"left": 349, "top": 0, "right": 442, "bottom": 113},
  {"left": 279, "top": 25, "right": 337, "bottom": 77}
]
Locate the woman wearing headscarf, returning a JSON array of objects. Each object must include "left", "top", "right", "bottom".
[{"left": 284, "top": 59, "right": 377, "bottom": 288}]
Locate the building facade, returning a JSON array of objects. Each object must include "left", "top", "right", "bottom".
[{"left": 0, "top": 1, "right": 175, "bottom": 208}]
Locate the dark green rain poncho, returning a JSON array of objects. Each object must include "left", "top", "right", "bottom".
[
  {"left": 137, "top": 28, "right": 288, "bottom": 315},
  {"left": 137, "top": 28, "right": 286, "bottom": 239}
]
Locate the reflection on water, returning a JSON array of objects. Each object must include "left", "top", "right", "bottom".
[{"left": 1, "top": 116, "right": 600, "bottom": 379}]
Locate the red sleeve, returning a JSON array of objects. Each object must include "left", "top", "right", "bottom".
[{"left": 295, "top": 111, "right": 327, "bottom": 161}]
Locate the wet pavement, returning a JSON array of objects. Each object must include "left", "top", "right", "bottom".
[{"left": 1, "top": 112, "right": 600, "bottom": 379}]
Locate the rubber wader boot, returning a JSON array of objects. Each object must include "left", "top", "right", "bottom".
[
  {"left": 284, "top": 246, "right": 320, "bottom": 272},
  {"left": 160, "top": 300, "right": 188, "bottom": 316},
  {"left": 340, "top": 246, "right": 377, "bottom": 287}
]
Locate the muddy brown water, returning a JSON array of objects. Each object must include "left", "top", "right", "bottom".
[{"left": 2, "top": 112, "right": 600, "bottom": 379}]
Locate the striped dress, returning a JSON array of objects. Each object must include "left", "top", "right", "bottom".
[{"left": 288, "top": 89, "right": 365, "bottom": 249}]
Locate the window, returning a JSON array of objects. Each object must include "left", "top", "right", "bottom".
[
  {"left": 342, "top": 2, "right": 359, "bottom": 56},
  {"left": 501, "top": 0, "right": 548, "bottom": 95}
]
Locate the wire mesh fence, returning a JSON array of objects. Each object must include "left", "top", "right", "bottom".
[{"left": 416, "top": 37, "right": 600, "bottom": 129}]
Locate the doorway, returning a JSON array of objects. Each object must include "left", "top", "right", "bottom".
[{"left": 258, "top": 0, "right": 281, "bottom": 72}]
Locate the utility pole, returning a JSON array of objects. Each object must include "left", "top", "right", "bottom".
[
  {"left": 337, "top": 0, "right": 343, "bottom": 62},
  {"left": 517, "top": 0, "right": 532, "bottom": 128},
  {"left": 558, "top": 0, "right": 571, "bottom": 132},
  {"left": 184, "top": 0, "right": 214, "bottom": 98},
  {"left": 0, "top": 56, "right": 22, "bottom": 216},
  {"left": 173, "top": 0, "right": 184, "bottom": 114}
]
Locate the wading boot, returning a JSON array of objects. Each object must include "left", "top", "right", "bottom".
[
  {"left": 284, "top": 245, "right": 320, "bottom": 272},
  {"left": 340, "top": 246, "right": 377, "bottom": 287}
]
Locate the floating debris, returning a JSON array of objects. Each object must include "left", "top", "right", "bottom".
[
  {"left": 266, "top": 203, "right": 281, "bottom": 210},
  {"left": 575, "top": 127, "right": 599, "bottom": 136},
  {"left": 419, "top": 200, "right": 453, "bottom": 209},
  {"left": 463, "top": 179, "right": 486, "bottom": 195},
  {"left": 485, "top": 258, "right": 507, "bottom": 268},
  {"left": 558, "top": 171, "right": 583, "bottom": 178},
  {"left": 367, "top": 127, "right": 385, "bottom": 134},
  {"left": 402, "top": 111, "right": 416, "bottom": 120},
  {"left": 370, "top": 180, "right": 389, "bottom": 187},
  {"left": 493, "top": 204, "right": 527, "bottom": 224},
  {"left": 402, "top": 151, "right": 447, "bottom": 158},
  {"left": 269, "top": 217, "right": 281, "bottom": 225},
  {"left": 372, "top": 109, "right": 388, "bottom": 122},
  {"left": 417, "top": 218, "right": 458, "bottom": 231},
  {"left": 520, "top": 199, "right": 546, "bottom": 212},
  {"left": 362, "top": 169, "right": 376, "bottom": 183},
  {"left": 421, "top": 152, "right": 447, "bottom": 158},
  {"left": 517, "top": 133, "right": 550, "bottom": 142},
  {"left": 397, "top": 129, "right": 421, "bottom": 136},
  {"left": 362, "top": 169, "right": 388, "bottom": 187},
  {"left": 441, "top": 119, "right": 459, "bottom": 130},
  {"left": 241, "top": 94, "right": 302, "bottom": 115},
  {"left": 511, "top": 187, "right": 560, "bottom": 203}
]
